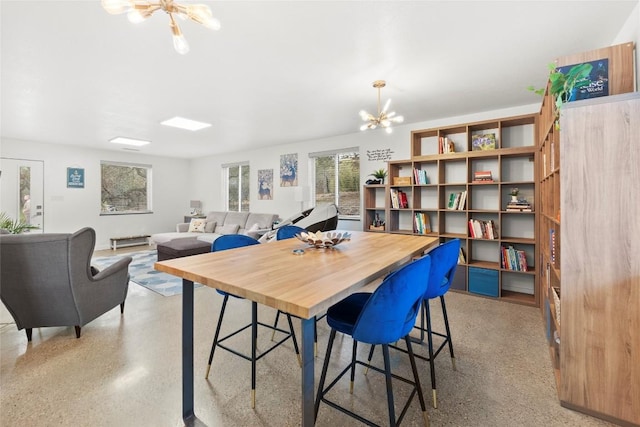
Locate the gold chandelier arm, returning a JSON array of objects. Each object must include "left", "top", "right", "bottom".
[{"left": 173, "top": 3, "right": 221, "bottom": 30}]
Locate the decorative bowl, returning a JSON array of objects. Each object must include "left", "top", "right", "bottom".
[{"left": 295, "top": 231, "right": 351, "bottom": 249}]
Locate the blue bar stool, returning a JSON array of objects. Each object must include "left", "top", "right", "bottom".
[
  {"left": 204, "top": 234, "right": 300, "bottom": 408},
  {"left": 315, "top": 254, "right": 432, "bottom": 426}
]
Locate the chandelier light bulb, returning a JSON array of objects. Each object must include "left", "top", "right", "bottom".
[
  {"left": 102, "top": 0, "right": 220, "bottom": 54},
  {"left": 102, "top": 0, "right": 133, "bottom": 15},
  {"left": 127, "top": 10, "right": 146, "bottom": 23},
  {"left": 359, "top": 80, "right": 403, "bottom": 133}
]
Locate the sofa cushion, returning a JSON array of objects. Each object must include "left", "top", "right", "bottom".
[
  {"left": 246, "top": 213, "right": 278, "bottom": 230},
  {"left": 224, "top": 212, "right": 250, "bottom": 229},
  {"left": 216, "top": 223, "right": 240, "bottom": 235},
  {"left": 204, "top": 221, "right": 216, "bottom": 233},
  {"left": 206, "top": 212, "right": 228, "bottom": 226},
  {"left": 188, "top": 218, "right": 206, "bottom": 233}
]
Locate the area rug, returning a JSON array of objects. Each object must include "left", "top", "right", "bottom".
[{"left": 91, "top": 250, "right": 202, "bottom": 297}]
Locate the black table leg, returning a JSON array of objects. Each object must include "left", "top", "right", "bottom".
[
  {"left": 301, "top": 317, "right": 315, "bottom": 426},
  {"left": 183, "top": 278, "right": 196, "bottom": 425}
]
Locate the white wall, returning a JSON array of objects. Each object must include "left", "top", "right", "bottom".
[
  {"left": 189, "top": 103, "right": 541, "bottom": 231},
  {"left": 1, "top": 138, "right": 191, "bottom": 250},
  {"left": 612, "top": 0, "right": 640, "bottom": 88}
]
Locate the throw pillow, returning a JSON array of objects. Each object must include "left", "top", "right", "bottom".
[
  {"left": 216, "top": 223, "right": 240, "bottom": 235},
  {"left": 188, "top": 218, "right": 206, "bottom": 233},
  {"left": 245, "top": 223, "right": 262, "bottom": 239},
  {"left": 204, "top": 221, "right": 216, "bottom": 233}
]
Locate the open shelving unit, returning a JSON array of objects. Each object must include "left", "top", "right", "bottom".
[
  {"left": 364, "top": 113, "right": 539, "bottom": 306},
  {"left": 537, "top": 42, "right": 639, "bottom": 426}
]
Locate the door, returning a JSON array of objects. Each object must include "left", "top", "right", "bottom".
[{"left": 0, "top": 158, "right": 44, "bottom": 232}]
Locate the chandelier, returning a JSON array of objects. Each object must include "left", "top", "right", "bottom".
[
  {"left": 101, "top": 0, "right": 221, "bottom": 55},
  {"left": 359, "top": 80, "right": 404, "bottom": 134}
]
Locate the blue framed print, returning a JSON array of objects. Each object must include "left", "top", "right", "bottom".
[{"left": 67, "top": 167, "right": 85, "bottom": 188}]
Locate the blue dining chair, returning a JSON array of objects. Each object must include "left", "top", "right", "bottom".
[
  {"left": 415, "top": 238, "right": 460, "bottom": 409},
  {"left": 271, "top": 225, "right": 327, "bottom": 356},
  {"left": 366, "top": 238, "right": 461, "bottom": 409},
  {"left": 314, "top": 254, "right": 432, "bottom": 427},
  {"left": 275, "top": 224, "right": 305, "bottom": 240},
  {"left": 204, "top": 234, "right": 300, "bottom": 408}
]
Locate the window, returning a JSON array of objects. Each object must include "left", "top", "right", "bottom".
[
  {"left": 310, "top": 148, "right": 360, "bottom": 218},
  {"left": 223, "top": 162, "right": 250, "bottom": 212},
  {"left": 101, "top": 161, "right": 152, "bottom": 214}
]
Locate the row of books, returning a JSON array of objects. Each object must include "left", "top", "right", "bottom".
[
  {"left": 501, "top": 245, "right": 529, "bottom": 271},
  {"left": 413, "top": 212, "right": 431, "bottom": 234},
  {"left": 468, "top": 219, "right": 498, "bottom": 239},
  {"left": 472, "top": 170, "right": 494, "bottom": 184},
  {"left": 506, "top": 200, "right": 533, "bottom": 212},
  {"left": 413, "top": 168, "right": 429, "bottom": 185},
  {"left": 447, "top": 191, "right": 467, "bottom": 210},
  {"left": 390, "top": 188, "right": 409, "bottom": 209},
  {"left": 438, "top": 136, "right": 455, "bottom": 154}
]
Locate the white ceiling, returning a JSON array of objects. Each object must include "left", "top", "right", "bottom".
[{"left": 1, "top": 1, "right": 636, "bottom": 159}]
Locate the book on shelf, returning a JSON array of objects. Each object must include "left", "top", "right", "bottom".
[
  {"left": 447, "top": 191, "right": 467, "bottom": 210},
  {"left": 399, "top": 190, "right": 409, "bottom": 208},
  {"left": 556, "top": 58, "right": 609, "bottom": 101},
  {"left": 506, "top": 199, "right": 533, "bottom": 212},
  {"left": 468, "top": 218, "right": 498, "bottom": 239},
  {"left": 438, "top": 136, "right": 456, "bottom": 154},
  {"left": 458, "top": 247, "right": 466, "bottom": 264},
  {"left": 390, "top": 189, "right": 409, "bottom": 209},
  {"left": 413, "top": 212, "right": 431, "bottom": 234},
  {"left": 472, "top": 170, "right": 494, "bottom": 183},
  {"left": 413, "top": 168, "right": 429, "bottom": 185},
  {"left": 549, "top": 229, "right": 556, "bottom": 265},
  {"left": 390, "top": 188, "right": 399, "bottom": 209},
  {"left": 471, "top": 133, "right": 497, "bottom": 151},
  {"left": 501, "top": 245, "right": 529, "bottom": 272}
]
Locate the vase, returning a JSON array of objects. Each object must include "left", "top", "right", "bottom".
[{"left": 511, "top": 195, "right": 518, "bottom": 202}]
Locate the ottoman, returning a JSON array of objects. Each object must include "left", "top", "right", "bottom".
[{"left": 157, "top": 239, "right": 211, "bottom": 261}]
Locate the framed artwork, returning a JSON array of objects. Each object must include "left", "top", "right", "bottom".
[
  {"left": 280, "top": 153, "right": 298, "bottom": 187},
  {"left": 258, "top": 169, "right": 273, "bottom": 200},
  {"left": 67, "top": 167, "right": 85, "bottom": 188}
]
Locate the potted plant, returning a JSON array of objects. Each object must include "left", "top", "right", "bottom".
[
  {"left": 368, "top": 168, "right": 388, "bottom": 185},
  {"left": 528, "top": 62, "right": 593, "bottom": 129},
  {"left": 510, "top": 188, "right": 519, "bottom": 202},
  {"left": 0, "top": 212, "right": 39, "bottom": 234}
]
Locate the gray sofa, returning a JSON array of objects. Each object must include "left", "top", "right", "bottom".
[
  {"left": 150, "top": 211, "right": 279, "bottom": 245},
  {"left": 0, "top": 227, "right": 132, "bottom": 341}
]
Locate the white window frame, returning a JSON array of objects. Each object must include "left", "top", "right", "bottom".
[
  {"left": 308, "top": 147, "right": 360, "bottom": 220},
  {"left": 222, "top": 161, "right": 250, "bottom": 212},
  {"left": 100, "top": 161, "right": 152, "bottom": 215}
]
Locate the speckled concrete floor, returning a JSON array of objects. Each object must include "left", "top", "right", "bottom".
[{"left": 1, "top": 257, "right": 613, "bottom": 427}]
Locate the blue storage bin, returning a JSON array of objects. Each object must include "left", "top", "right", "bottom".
[{"left": 468, "top": 267, "right": 499, "bottom": 297}]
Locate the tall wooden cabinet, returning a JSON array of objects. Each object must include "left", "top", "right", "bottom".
[
  {"left": 364, "top": 114, "right": 539, "bottom": 306},
  {"left": 537, "top": 42, "right": 639, "bottom": 426}
]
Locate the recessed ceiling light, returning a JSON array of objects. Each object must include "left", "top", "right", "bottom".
[
  {"left": 161, "top": 116, "right": 212, "bottom": 131},
  {"left": 109, "top": 137, "right": 151, "bottom": 147}
]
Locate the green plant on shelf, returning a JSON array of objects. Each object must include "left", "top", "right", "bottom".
[
  {"left": 368, "top": 168, "right": 388, "bottom": 184},
  {"left": 528, "top": 62, "right": 593, "bottom": 129}
]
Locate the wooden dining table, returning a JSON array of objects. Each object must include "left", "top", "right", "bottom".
[{"left": 155, "top": 230, "right": 438, "bottom": 426}]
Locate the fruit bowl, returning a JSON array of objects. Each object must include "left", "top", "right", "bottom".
[{"left": 295, "top": 231, "right": 351, "bottom": 249}]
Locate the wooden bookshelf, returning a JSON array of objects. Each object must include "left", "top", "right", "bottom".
[
  {"left": 364, "top": 113, "right": 539, "bottom": 306},
  {"left": 537, "top": 42, "right": 639, "bottom": 426}
]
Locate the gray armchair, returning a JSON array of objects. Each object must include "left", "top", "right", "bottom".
[{"left": 0, "top": 227, "right": 131, "bottom": 341}]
